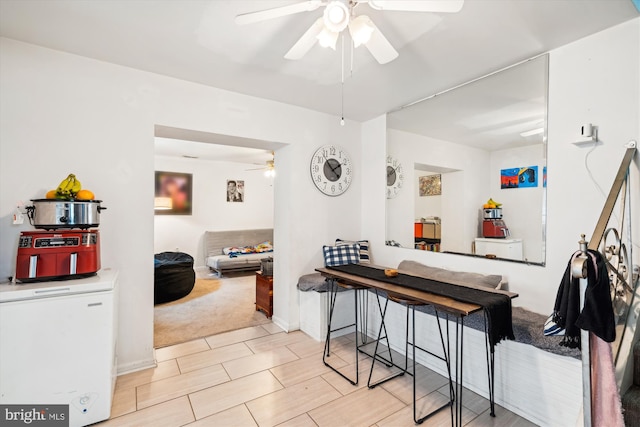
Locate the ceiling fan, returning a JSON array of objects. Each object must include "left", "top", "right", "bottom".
[
  {"left": 235, "top": 0, "right": 464, "bottom": 64},
  {"left": 246, "top": 153, "right": 276, "bottom": 177}
]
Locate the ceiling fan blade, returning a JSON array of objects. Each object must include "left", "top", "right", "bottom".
[
  {"left": 365, "top": 0, "right": 464, "bottom": 13},
  {"left": 235, "top": 1, "right": 324, "bottom": 25},
  {"left": 363, "top": 20, "right": 398, "bottom": 64},
  {"left": 284, "top": 17, "right": 325, "bottom": 60}
]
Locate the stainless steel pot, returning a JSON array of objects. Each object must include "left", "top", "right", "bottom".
[
  {"left": 483, "top": 208, "right": 502, "bottom": 219},
  {"left": 27, "top": 199, "right": 106, "bottom": 230}
]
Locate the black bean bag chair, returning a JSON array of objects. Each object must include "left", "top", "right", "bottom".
[{"left": 154, "top": 252, "right": 196, "bottom": 305}]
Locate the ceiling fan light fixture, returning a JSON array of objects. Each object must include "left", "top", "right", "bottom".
[
  {"left": 323, "top": 1, "right": 350, "bottom": 32},
  {"left": 348, "top": 15, "right": 375, "bottom": 47},
  {"left": 317, "top": 26, "right": 339, "bottom": 49},
  {"left": 264, "top": 159, "right": 275, "bottom": 177}
]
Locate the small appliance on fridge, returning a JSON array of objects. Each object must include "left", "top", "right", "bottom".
[
  {"left": 482, "top": 208, "right": 510, "bottom": 238},
  {"left": 15, "top": 199, "right": 105, "bottom": 283}
]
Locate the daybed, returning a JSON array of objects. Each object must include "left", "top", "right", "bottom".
[
  {"left": 204, "top": 229, "right": 273, "bottom": 277},
  {"left": 154, "top": 251, "right": 196, "bottom": 305}
]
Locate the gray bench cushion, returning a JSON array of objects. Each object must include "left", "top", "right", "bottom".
[
  {"left": 297, "top": 273, "right": 352, "bottom": 293},
  {"left": 398, "top": 260, "right": 504, "bottom": 290}
]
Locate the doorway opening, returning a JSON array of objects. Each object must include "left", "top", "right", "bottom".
[{"left": 152, "top": 125, "right": 284, "bottom": 348}]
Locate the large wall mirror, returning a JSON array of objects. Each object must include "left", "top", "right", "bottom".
[{"left": 386, "top": 54, "right": 548, "bottom": 265}]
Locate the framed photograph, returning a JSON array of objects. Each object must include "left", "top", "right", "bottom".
[
  {"left": 419, "top": 174, "right": 441, "bottom": 196},
  {"left": 155, "top": 171, "right": 192, "bottom": 215},
  {"left": 226, "top": 179, "right": 244, "bottom": 203}
]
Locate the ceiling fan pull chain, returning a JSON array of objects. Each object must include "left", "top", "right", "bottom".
[
  {"left": 341, "top": 34, "right": 345, "bottom": 126},
  {"left": 350, "top": 36, "right": 354, "bottom": 77}
]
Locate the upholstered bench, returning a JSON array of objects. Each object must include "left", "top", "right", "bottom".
[{"left": 298, "top": 272, "right": 358, "bottom": 341}]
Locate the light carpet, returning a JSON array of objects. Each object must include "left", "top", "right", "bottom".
[{"left": 154, "top": 273, "right": 271, "bottom": 348}]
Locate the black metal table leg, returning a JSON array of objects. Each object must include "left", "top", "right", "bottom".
[
  {"left": 323, "top": 280, "right": 371, "bottom": 386},
  {"left": 483, "top": 313, "right": 496, "bottom": 417}
]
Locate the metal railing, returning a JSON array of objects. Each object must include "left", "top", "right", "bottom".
[{"left": 572, "top": 142, "right": 638, "bottom": 426}]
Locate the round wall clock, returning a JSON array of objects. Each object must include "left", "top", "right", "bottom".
[
  {"left": 310, "top": 145, "right": 353, "bottom": 196},
  {"left": 386, "top": 155, "right": 404, "bottom": 199}
]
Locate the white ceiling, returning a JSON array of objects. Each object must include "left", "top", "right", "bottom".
[
  {"left": 1, "top": 0, "right": 637, "bottom": 123},
  {"left": 0, "top": 1, "right": 637, "bottom": 161}
]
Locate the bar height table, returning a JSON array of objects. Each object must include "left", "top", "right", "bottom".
[{"left": 316, "top": 265, "right": 518, "bottom": 426}]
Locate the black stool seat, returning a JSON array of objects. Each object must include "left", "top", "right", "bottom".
[
  {"left": 337, "top": 282, "right": 368, "bottom": 290},
  {"left": 387, "top": 293, "right": 425, "bottom": 306}
]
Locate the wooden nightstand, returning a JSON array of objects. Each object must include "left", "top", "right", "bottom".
[{"left": 255, "top": 271, "right": 273, "bottom": 318}]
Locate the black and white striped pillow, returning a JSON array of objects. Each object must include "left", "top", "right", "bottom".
[
  {"left": 323, "top": 244, "right": 361, "bottom": 267},
  {"left": 336, "top": 239, "right": 370, "bottom": 264}
]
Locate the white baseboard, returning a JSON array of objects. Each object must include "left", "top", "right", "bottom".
[
  {"left": 117, "top": 356, "right": 157, "bottom": 376},
  {"left": 270, "top": 314, "right": 290, "bottom": 332}
]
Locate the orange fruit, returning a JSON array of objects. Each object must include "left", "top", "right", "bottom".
[
  {"left": 76, "top": 189, "right": 95, "bottom": 200},
  {"left": 46, "top": 190, "right": 57, "bottom": 199}
]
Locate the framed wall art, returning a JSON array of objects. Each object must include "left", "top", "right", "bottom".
[
  {"left": 154, "top": 171, "right": 193, "bottom": 215},
  {"left": 226, "top": 179, "right": 244, "bottom": 202},
  {"left": 500, "top": 166, "right": 538, "bottom": 189},
  {"left": 419, "top": 174, "right": 442, "bottom": 196}
]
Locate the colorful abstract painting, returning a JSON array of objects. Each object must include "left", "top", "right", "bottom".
[{"left": 500, "top": 166, "right": 538, "bottom": 189}]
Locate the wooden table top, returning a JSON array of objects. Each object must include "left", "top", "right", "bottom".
[{"left": 316, "top": 265, "right": 518, "bottom": 317}]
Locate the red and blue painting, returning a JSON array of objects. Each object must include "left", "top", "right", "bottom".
[{"left": 500, "top": 166, "right": 538, "bottom": 189}]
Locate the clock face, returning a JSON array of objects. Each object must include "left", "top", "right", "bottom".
[
  {"left": 310, "top": 145, "right": 353, "bottom": 196},
  {"left": 386, "top": 155, "right": 403, "bottom": 199}
]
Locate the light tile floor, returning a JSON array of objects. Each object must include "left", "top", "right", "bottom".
[{"left": 100, "top": 323, "right": 538, "bottom": 427}]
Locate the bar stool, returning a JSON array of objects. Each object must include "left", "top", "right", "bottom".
[
  {"left": 323, "top": 279, "right": 373, "bottom": 385},
  {"left": 368, "top": 291, "right": 454, "bottom": 425}
]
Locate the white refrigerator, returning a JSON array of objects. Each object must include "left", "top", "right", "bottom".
[{"left": 0, "top": 269, "right": 118, "bottom": 427}]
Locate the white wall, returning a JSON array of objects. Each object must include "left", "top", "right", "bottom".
[
  {"left": 153, "top": 155, "right": 274, "bottom": 267},
  {"left": 0, "top": 37, "right": 361, "bottom": 373}
]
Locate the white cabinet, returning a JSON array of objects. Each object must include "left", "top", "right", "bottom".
[{"left": 474, "top": 238, "right": 523, "bottom": 261}]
